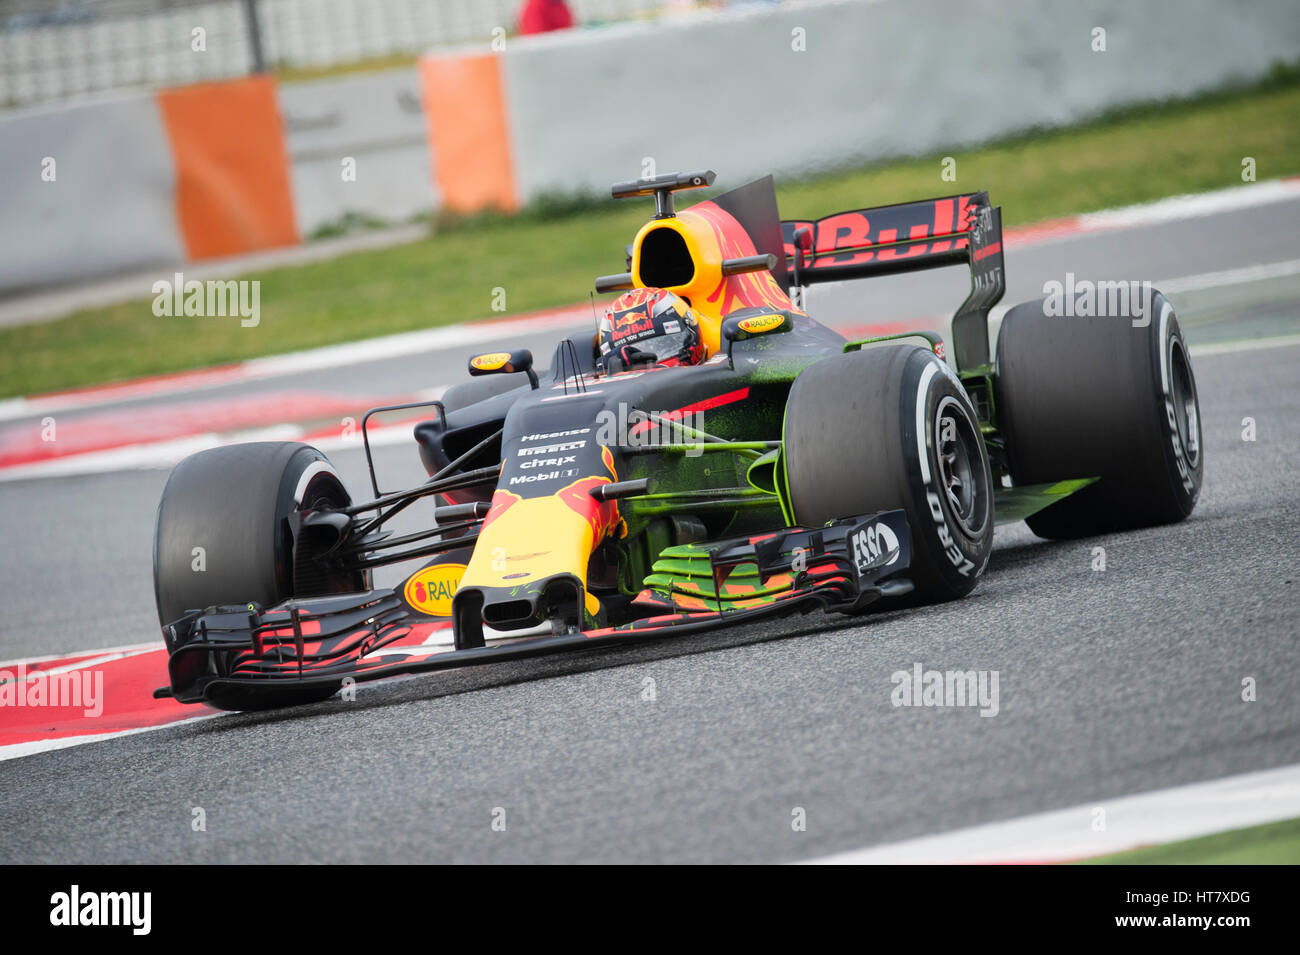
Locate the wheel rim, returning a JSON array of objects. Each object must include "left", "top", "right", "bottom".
[
  {"left": 1168, "top": 337, "right": 1201, "bottom": 471},
  {"left": 933, "top": 396, "right": 989, "bottom": 538}
]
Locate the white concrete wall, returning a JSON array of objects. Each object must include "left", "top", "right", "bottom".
[
  {"left": 280, "top": 68, "right": 437, "bottom": 237},
  {"left": 0, "top": 66, "right": 441, "bottom": 294},
  {"left": 501, "top": 0, "right": 1300, "bottom": 203},
  {"left": 0, "top": 90, "right": 185, "bottom": 293}
]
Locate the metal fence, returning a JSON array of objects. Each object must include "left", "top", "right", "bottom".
[{"left": 0, "top": 0, "right": 674, "bottom": 107}]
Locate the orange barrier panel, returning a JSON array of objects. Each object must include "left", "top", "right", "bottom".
[
  {"left": 156, "top": 75, "right": 299, "bottom": 259},
  {"left": 419, "top": 52, "right": 517, "bottom": 213}
]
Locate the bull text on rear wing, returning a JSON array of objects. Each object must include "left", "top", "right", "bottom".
[{"left": 781, "top": 192, "right": 1005, "bottom": 370}]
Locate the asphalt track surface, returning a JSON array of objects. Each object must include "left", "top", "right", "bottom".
[{"left": 1, "top": 197, "right": 1298, "bottom": 863}]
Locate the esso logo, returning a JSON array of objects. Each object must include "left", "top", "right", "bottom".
[{"left": 851, "top": 522, "right": 900, "bottom": 573}]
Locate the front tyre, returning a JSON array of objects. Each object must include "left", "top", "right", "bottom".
[
  {"left": 153, "top": 441, "right": 363, "bottom": 709},
  {"left": 783, "top": 345, "right": 994, "bottom": 603}
]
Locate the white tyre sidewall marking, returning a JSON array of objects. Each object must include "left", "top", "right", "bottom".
[
  {"left": 1156, "top": 300, "right": 1198, "bottom": 496},
  {"left": 292, "top": 459, "right": 335, "bottom": 507},
  {"left": 914, "top": 358, "right": 977, "bottom": 578}
]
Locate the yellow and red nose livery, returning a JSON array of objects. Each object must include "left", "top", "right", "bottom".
[
  {"left": 558, "top": 476, "right": 624, "bottom": 545},
  {"left": 458, "top": 447, "right": 623, "bottom": 599},
  {"left": 458, "top": 482, "right": 621, "bottom": 595},
  {"left": 479, "top": 488, "right": 522, "bottom": 531}
]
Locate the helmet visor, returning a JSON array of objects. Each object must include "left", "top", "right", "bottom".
[{"left": 637, "top": 327, "right": 692, "bottom": 362}]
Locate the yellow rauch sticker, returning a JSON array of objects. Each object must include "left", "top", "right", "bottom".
[
  {"left": 403, "top": 563, "right": 465, "bottom": 616},
  {"left": 737, "top": 314, "right": 784, "bottom": 334},
  {"left": 471, "top": 352, "right": 511, "bottom": 371}
]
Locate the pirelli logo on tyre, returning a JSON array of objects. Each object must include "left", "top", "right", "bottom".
[{"left": 403, "top": 563, "right": 466, "bottom": 616}]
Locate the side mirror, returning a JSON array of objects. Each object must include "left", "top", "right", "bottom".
[
  {"left": 721, "top": 311, "right": 793, "bottom": 368},
  {"left": 468, "top": 348, "right": 538, "bottom": 390}
]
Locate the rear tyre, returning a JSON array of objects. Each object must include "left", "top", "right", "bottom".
[
  {"left": 783, "top": 345, "right": 994, "bottom": 603},
  {"left": 154, "top": 442, "right": 363, "bottom": 709},
  {"left": 995, "top": 289, "right": 1202, "bottom": 539}
]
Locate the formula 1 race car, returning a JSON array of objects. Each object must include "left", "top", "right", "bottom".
[{"left": 152, "top": 170, "right": 1203, "bottom": 709}]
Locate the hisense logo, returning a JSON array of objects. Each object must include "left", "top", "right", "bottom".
[{"left": 49, "top": 886, "right": 151, "bottom": 935}]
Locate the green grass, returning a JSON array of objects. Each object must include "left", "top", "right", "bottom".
[
  {"left": 1080, "top": 816, "right": 1300, "bottom": 864},
  {"left": 6, "top": 74, "right": 1300, "bottom": 399},
  {"left": 273, "top": 52, "right": 421, "bottom": 85}
]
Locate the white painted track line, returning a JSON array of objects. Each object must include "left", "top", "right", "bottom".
[
  {"left": 1075, "top": 178, "right": 1300, "bottom": 233},
  {"left": 803, "top": 762, "right": 1300, "bottom": 864},
  {"left": 0, "top": 718, "right": 222, "bottom": 763}
]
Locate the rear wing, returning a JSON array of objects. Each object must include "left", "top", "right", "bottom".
[{"left": 781, "top": 192, "right": 1005, "bottom": 370}]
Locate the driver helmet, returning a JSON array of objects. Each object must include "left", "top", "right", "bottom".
[{"left": 599, "top": 287, "right": 706, "bottom": 372}]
